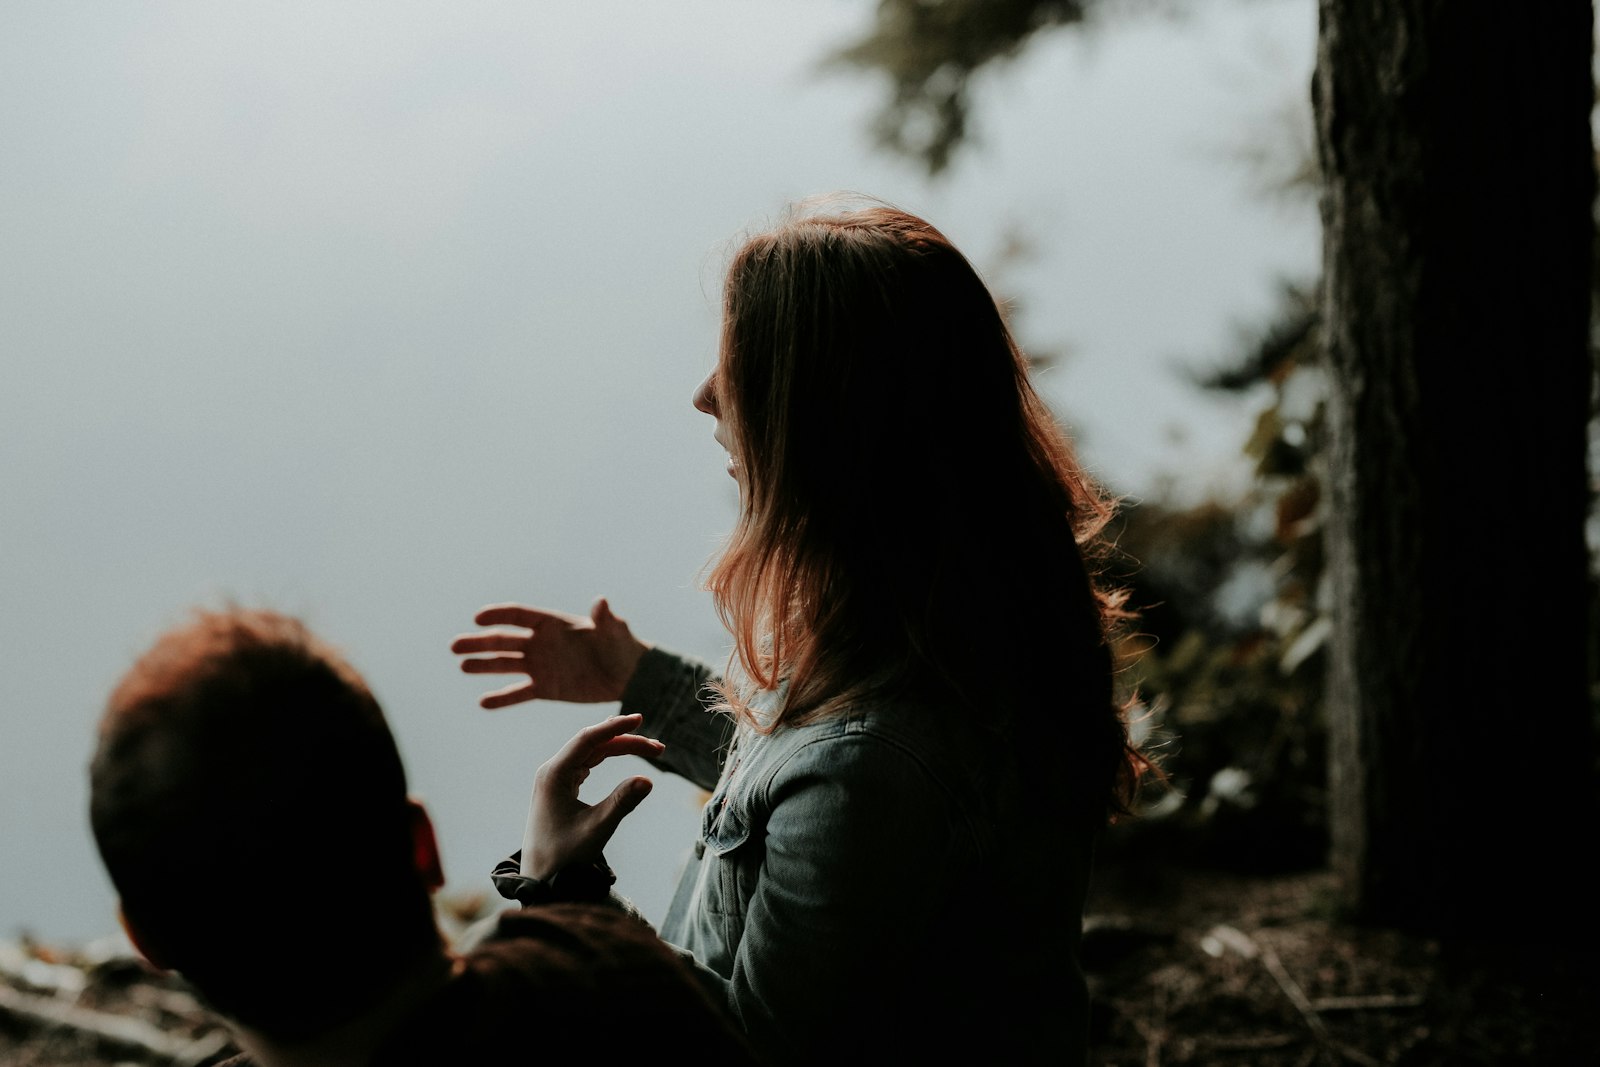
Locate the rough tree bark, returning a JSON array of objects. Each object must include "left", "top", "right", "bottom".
[{"left": 1315, "top": 0, "right": 1597, "bottom": 948}]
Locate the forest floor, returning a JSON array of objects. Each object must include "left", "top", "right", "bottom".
[
  {"left": 1081, "top": 856, "right": 1598, "bottom": 1066},
  {"left": 2, "top": 860, "right": 1595, "bottom": 1066}
]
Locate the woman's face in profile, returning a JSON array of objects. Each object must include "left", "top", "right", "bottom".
[{"left": 693, "top": 370, "right": 738, "bottom": 481}]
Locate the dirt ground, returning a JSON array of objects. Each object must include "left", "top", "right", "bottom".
[
  {"left": 1081, "top": 861, "right": 1599, "bottom": 1066},
  {"left": 2, "top": 862, "right": 1595, "bottom": 1066}
]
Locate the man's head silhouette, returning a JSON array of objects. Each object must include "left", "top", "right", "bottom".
[
  {"left": 89, "top": 607, "right": 443, "bottom": 1036},
  {"left": 89, "top": 606, "right": 760, "bottom": 1067}
]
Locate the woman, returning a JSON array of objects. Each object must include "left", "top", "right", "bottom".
[{"left": 451, "top": 199, "right": 1152, "bottom": 1066}]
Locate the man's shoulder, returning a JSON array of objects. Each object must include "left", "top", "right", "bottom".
[{"left": 373, "top": 905, "right": 759, "bottom": 1065}]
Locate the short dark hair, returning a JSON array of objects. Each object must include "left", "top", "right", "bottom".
[{"left": 89, "top": 608, "right": 437, "bottom": 1035}]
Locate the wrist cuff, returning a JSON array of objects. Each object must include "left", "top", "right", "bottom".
[{"left": 491, "top": 851, "right": 617, "bottom": 907}]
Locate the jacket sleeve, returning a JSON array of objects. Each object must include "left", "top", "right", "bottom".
[
  {"left": 708, "top": 731, "right": 968, "bottom": 1065},
  {"left": 619, "top": 646, "right": 734, "bottom": 793}
]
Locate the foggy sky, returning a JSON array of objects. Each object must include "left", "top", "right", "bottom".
[{"left": 0, "top": 0, "right": 1317, "bottom": 943}]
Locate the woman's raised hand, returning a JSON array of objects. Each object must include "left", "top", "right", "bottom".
[
  {"left": 522, "top": 713, "right": 662, "bottom": 880},
  {"left": 450, "top": 598, "right": 650, "bottom": 709}
]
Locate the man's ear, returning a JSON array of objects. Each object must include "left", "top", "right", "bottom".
[
  {"left": 117, "top": 904, "right": 172, "bottom": 972},
  {"left": 407, "top": 798, "right": 445, "bottom": 893}
]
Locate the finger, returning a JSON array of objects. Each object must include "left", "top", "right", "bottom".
[
  {"left": 589, "top": 775, "right": 654, "bottom": 837},
  {"left": 474, "top": 604, "right": 571, "bottom": 628},
  {"left": 578, "top": 735, "right": 665, "bottom": 768},
  {"left": 481, "top": 681, "right": 538, "bottom": 709},
  {"left": 547, "top": 714, "right": 646, "bottom": 769},
  {"left": 450, "top": 632, "right": 530, "bottom": 655},
  {"left": 591, "top": 597, "right": 615, "bottom": 626},
  {"left": 459, "top": 655, "right": 528, "bottom": 674}
]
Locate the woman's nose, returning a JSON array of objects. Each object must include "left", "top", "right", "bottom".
[{"left": 692, "top": 373, "right": 718, "bottom": 416}]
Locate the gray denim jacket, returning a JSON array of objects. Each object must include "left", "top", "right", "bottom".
[{"left": 621, "top": 648, "right": 1093, "bottom": 1067}]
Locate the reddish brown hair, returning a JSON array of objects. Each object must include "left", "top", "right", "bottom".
[
  {"left": 89, "top": 608, "right": 436, "bottom": 1034},
  {"left": 706, "top": 198, "right": 1149, "bottom": 820}
]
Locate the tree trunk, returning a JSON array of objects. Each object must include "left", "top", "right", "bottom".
[{"left": 1315, "top": 0, "right": 1596, "bottom": 949}]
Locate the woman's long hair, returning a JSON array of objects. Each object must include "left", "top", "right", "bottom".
[{"left": 706, "top": 197, "right": 1150, "bottom": 821}]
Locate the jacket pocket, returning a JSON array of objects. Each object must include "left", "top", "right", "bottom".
[
  {"left": 700, "top": 794, "right": 753, "bottom": 926},
  {"left": 703, "top": 797, "right": 750, "bottom": 856}
]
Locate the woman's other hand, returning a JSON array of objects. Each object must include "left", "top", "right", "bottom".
[
  {"left": 450, "top": 598, "right": 650, "bottom": 709},
  {"left": 522, "top": 713, "right": 662, "bottom": 879}
]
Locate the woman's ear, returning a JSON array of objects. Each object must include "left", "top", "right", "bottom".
[{"left": 407, "top": 798, "right": 445, "bottom": 892}]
